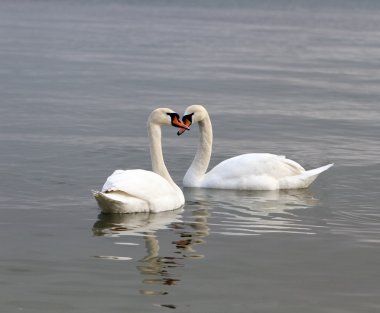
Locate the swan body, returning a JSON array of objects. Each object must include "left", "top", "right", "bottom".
[
  {"left": 93, "top": 169, "right": 185, "bottom": 213},
  {"left": 93, "top": 108, "right": 188, "bottom": 213},
  {"left": 180, "top": 105, "right": 333, "bottom": 190}
]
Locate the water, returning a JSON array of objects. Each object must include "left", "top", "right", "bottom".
[{"left": 1, "top": 0, "right": 380, "bottom": 312}]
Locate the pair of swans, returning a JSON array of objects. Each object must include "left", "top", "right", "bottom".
[{"left": 93, "top": 105, "right": 333, "bottom": 214}]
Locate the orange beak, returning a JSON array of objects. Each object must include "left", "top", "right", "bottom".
[
  {"left": 172, "top": 115, "right": 190, "bottom": 130},
  {"left": 177, "top": 118, "right": 192, "bottom": 136}
]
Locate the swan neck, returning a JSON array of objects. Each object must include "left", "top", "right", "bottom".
[
  {"left": 148, "top": 123, "right": 176, "bottom": 187},
  {"left": 185, "top": 114, "right": 213, "bottom": 183}
]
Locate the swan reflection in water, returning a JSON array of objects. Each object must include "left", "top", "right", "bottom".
[
  {"left": 92, "top": 206, "right": 210, "bottom": 297},
  {"left": 92, "top": 187, "right": 320, "bottom": 303},
  {"left": 183, "top": 187, "right": 321, "bottom": 236}
]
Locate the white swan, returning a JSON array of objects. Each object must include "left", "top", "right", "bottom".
[
  {"left": 178, "top": 104, "right": 333, "bottom": 190},
  {"left": 93, "top": 108, "right": 189, "bottom": 214}
]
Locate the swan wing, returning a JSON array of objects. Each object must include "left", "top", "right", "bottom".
[
  {"left": 94, "top": 170, "right": 184, "bottom": 213},
  {"left": 102, "top": 169, "right": 176, "bottom": 202},
  {"left": 93, "top": 169, "right": 185, "bottom": 213},
  {"left": 200, "top": 153, "right": 308, "bottom": 190},
  {"left": 207, "top": 153, "right": 304, "bottom": 179}
]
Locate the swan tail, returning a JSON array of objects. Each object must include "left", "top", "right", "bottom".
[
  {"left": 279, "top": 163, "right": 334, "bottom": 189},
  {"left": 92, "top": 190, "right": 150, "bottom": 214},
  {"left": 303, "top": 163, "right": 334, "bottom": 178}
]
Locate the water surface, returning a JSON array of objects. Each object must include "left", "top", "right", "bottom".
[{"left": 1, "top": 1, "right": 380, "bottom": 312}]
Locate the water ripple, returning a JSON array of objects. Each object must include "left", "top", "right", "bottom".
[
  {"left": 92, "top": 209, "right": 183, "bottom": 238},
  {"left": 184, "top": 188, "right": 322, "bottom": 236},
  {"left": 328, "top": 207, "right": 380, "bottom": 244},
  {"left": 92, "top": 207, "right": 208, "bottom": 300}
]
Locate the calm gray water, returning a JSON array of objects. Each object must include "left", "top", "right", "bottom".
[{"left": 1, "top": 0, "right": 380, "bottom": 312}]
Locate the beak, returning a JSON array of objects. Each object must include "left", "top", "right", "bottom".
[
  {"left": 171, "top": 115, "right": 190, "bottom": 130},
  {"left": 177, "top": 116, "right": 192, "bottom": 136}
]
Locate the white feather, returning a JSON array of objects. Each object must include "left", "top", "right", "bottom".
[
  {"left": 93, "top": 108, "right": 185, "bottom": 213},
  {"left": 182, "top": 105, "right": 333, "bottom": 190}
]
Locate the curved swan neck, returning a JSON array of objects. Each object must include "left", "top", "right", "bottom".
[
  {"left": 184, "top": 112, "right": 213, "bottom": 184},
  {"left": 147, "top": 123, "right": 176, "bottom": 187}
]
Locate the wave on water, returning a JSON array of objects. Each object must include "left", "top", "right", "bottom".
[{"left": 184, "top": 188, "right": 322, "bottom": 236}]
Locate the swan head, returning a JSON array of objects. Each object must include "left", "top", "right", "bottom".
[
  {"left": 177, "top": 104, "right": 207, "bottom": 136},
  {"left": 149, "top": 108, "right": 190, "bottom": 130}
]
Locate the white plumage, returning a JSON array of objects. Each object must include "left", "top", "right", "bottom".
[
  {"left": 94, "top": 169, "right": 184, "bottom": 213},
  {"left": 180, "top": 105, "right": 333, "bottom": 190},
  {"left": 93, "top": 108, "right": 187, "bottom": 213}
]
